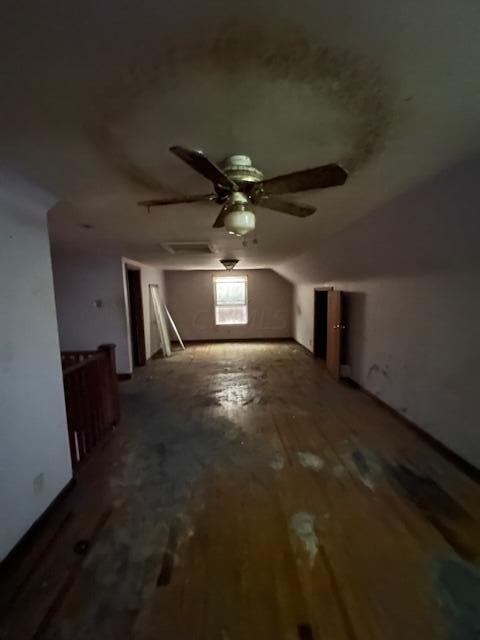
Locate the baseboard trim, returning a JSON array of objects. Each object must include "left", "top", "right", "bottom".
[
  {"left": 117, "top": 373, "right": 132, "bottom": 381},
  {"left": 0, "top": 478, "right": 76, "bottom": 571},
  {"left": 345, "top": 378, "right": 480, "bottom": 483},
  {"left": 179, "top": 337, "right": 294, "bottom": 345}
]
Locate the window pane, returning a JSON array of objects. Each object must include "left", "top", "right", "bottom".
[
  {"left": 215, "top": 279, "right": 246, "bottom": 305},
  {"left": 215, "top": 305, "right": 248, "bottom": 325}
]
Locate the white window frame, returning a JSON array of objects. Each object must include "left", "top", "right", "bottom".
[{"left": 213, "top": 276, "right": 248, "bottom": 326}]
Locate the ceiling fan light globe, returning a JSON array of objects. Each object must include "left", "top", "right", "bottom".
[{"left": 224, "top": 208, "right": 255, "bottom": 237}]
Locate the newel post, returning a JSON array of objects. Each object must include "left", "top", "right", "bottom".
[{"left": 98, "top": 343, "right": 120, "bottom": 426}]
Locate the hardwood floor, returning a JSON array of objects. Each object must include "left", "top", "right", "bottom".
[{"left": 1, "top": 342, "right": 479, "bottom": 639}]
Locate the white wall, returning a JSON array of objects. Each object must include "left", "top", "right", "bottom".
[
  {"left": 51, "top": 250, "right": 165, "bottom": 374},
  {"left": 51, "top": 250, "right": 132, "bottom": 373},
  {"left": 278, "top": 155, "right": 480, "bottom": 468},
  {"left": 164, "top": 269, "right": 293, "bottom": 341},
  {"left": 0, "top": 175, "right": 72, "bottom": 559}
]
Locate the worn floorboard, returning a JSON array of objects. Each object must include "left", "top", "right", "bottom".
[{"left": 1, "top": 342, "right": 479, "bottom": 639}]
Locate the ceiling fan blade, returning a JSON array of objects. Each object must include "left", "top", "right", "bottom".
[
  {"left": 257, "top": 194, "right": 316, "bottom": 217},
  {"left": 138, "top": 194, "right": 215, "bottom": 207},
  {"left": 259, "top": 163, "right": 348, "bottom": 195},
  {"left": 170, "top": 146, "right": 238, "bottom": 191},
  {"left": 212, "top": 204, "right": 229, "bottom": 228}
]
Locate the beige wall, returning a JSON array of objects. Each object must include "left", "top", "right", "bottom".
[{"left": 165, "top": 269, "right": 293, "bottom": 341}]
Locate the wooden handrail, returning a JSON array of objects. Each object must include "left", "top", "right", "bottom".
[
  {"left": 62, "top": 353, "right": 103, "bottom": 376},
  {"left": 61, "top": 350, "right": 98, "bottom": 357},
  {"left": 61, "top": 344, "right": 119, "bottom": 471}
]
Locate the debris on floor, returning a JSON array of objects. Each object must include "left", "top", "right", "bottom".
[
  {"left": 297, "top": 451, "right": 325, "bottom": 471},
  {"left": 290, "top": 512, "right": 319, "bottom": 567},
  {"left": 434, "top": 556, "right": 480, "bottom": 640},
  {"left": 351, "top": 448, "right": 377, "bottom": 491},
  {"left": 271, "top": 452, "right": 286, "bottom": 470}
]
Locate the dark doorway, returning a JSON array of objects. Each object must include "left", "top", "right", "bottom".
[
  {"left": 313, "top": 290, "right": 328, "bottom": 359},
  {"left": 126, "top": 268, "right": 146, "bottom": 367}
]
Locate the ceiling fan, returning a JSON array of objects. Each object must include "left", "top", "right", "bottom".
[{"left": 138, "top": 146, "right": 348, "bottom": 236}]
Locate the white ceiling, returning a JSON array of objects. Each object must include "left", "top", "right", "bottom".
[{"left": 2, "top": 0, "right": 480, "bottom": 269}]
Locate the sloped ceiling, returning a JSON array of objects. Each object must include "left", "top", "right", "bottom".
[
  {"left": 275, "top": 154, "right": 480, "bottom": 285},
  {"left": 1, "top": 0, "right": 480, "bottom": 268}
]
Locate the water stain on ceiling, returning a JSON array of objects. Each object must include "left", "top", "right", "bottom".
[
  {"left": 4, "top": 1, "right": 480, "bottom": 266},
  {"left": 89, "top": 21, "right": 392, "bottom": 192}
]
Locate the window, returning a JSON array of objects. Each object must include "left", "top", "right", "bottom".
[{"left": 214, "top": 276, "right": 248, "bottom": 325}]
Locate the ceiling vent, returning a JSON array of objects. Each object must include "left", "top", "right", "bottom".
[{"left": 161, "top": 241, "right": 215, "bottom": 255}]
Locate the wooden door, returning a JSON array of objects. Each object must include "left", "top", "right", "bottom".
[{"left": 326, "top": 290, "right": 343, "bottom": 380}]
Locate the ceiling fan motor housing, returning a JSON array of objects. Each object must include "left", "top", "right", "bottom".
[{"left": 221, "top": 155, "right": 264, "bottom": 186}]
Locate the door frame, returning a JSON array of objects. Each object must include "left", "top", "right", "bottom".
[
  {"left": 313, "top": 286, "right": 332, "bottom": 359},
  {"left": 126, "top": 267, "right": 146, "bottom": 367}
]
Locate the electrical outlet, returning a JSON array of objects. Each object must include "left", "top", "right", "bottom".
[{"left": 33, "top": 473, "right": 45, "bottom": 495}]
